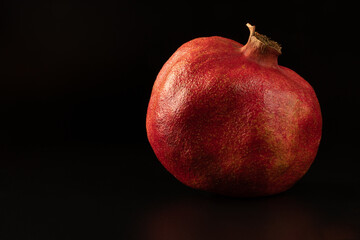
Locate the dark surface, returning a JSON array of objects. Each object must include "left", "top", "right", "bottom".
[
  {"left": 1, "top": 0, "right": 359, "bottom": 239},
  {"left": 0, "top": 144, "right": 359, "bottom": 239}
]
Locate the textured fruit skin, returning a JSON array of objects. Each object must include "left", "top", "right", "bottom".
[{"left": 146, "top": 36, "right": 322, "bottom": 197}]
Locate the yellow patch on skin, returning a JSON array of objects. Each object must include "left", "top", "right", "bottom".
[
  {"left": 256, "top": 90, "right": 304, "bottom": 183},
  {"left": 261, "top": 89, "right": 315, "bottom": 188}
]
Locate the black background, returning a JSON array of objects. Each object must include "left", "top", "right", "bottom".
[{"left": 1, "top": 0, "right": 359, "bottom": 239}]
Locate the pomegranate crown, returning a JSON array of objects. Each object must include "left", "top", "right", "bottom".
[{"left": 246, "top": 23, "right": 282, "bottom": 55}]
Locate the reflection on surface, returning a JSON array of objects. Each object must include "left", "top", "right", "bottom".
[{"left": 134, "top": 185, "right": 359, "bottom": 240}]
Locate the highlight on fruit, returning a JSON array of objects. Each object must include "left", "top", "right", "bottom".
[{"left": 146, "top": 23, "right": 322, "bottom": 197}]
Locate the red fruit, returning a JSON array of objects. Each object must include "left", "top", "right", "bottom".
[{"left": 146, "top": 24, "right": 322, "bottom": 197}]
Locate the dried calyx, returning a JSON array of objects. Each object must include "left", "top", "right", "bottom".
[
  {"left": 241, "top": 23, "right": 282, "bottom": 67},
  {"left": 246, "top": 23, "right": 282, "bottom": 55}
]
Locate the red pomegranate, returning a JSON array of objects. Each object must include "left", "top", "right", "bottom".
[{"left": 146, "top": 24, "right": 322, "bottom": 197}]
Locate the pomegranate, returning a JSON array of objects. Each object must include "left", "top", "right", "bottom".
[{"left": 146, "top": 24, "right": 322, "bottom": 197}]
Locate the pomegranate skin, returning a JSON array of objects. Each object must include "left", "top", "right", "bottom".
[{"left": 146, "top": 28, "right": 322, "bottom": 197}]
